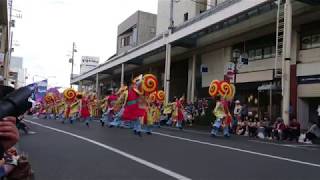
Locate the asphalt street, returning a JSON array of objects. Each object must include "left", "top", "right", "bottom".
[{"left": 19, "top": 116, "right": 320, "bottom": 180}]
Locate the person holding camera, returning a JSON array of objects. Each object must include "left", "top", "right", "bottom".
[{"left": 0, "top": 116, "right": 20, "bottom": 178}]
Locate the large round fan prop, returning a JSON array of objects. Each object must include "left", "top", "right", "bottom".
[
  {"left": 208, "top": 80, "right": 220, "bottom": 97},
  {"left": 219, "top": 81, "right": 231, "bottom": 97},
  {"left": 208, "top": 80, "right": 236, "bottom": 100},
  {"left": 148, "top": 92, "right": 157, "bottom": 103},
  {"left": 156, "top": 90, "right": 165, "bottom": 103},
  {"left": 44, "top": 93, "right": 55, "bottom": 104},
  {"left": 63, "top": 88, "right": 77, "bottom": 102},
  {"left": 228, "top": 84, "right": 236, "bottom": 101},
  {"left": 142, "top": 74, "right": 158, "bottom": 94}
]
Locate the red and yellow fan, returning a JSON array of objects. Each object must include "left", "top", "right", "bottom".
[
  {"left": 44, "top": 93, "right": 55, "bottom": 104},
  {"left": 209, "top": 80, "right": 220, "bottom": 97},
  {"left": 156, "top": 90, "right": 165, "bottom": 103},
  {"left": 208, "top": 80, "right": 235, "bottom": 100},
  {"left": 63, "top": 88, "right": 77, "bottom": 102},
  {"left": 142, "top": 74, "right": 158, "bottom": 94},
  {"left": 148, "top": 91, "right": 157, "bottom": 103}
]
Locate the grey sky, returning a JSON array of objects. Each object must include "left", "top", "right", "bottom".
[{"left": 12, "top": 0, "right": 158, "bottom": 87}]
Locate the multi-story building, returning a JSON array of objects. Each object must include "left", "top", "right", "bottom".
[
  {"left": 0, "top": 0, "right": 10, "bottom": 85},
  {"left": 72, "top": 0, "right": 320, "bottom": 129},
  {"left": 117, "top": 11, "right": 157, "bottom": 55},
  {"left": 80, "top": 56, "right": 100, "bottom": 75},
  {"left": 8, "top": 56, "right": 26, "bottom": 88}
]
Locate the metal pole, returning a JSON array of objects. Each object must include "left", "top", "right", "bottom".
[
  {"left": 70, "top": 42, "right": 75, "bottom": 88},
  {"left": 191, "top": 54, "right": 196, "bottom": 103},
  {"left": 282, "top": 0, "right": 292, "bottom": 125},
  {"left": 233, "top": 58, "right": 237, "bottom": 85},
  {"left": 164, "top": 43, "right": 171, "bottom": 104},
  {"left": 269, "top": 84, "right": 272, "bottom": 121},
  {"left": 121, "top": 63, "right": 125, "bottom": 86},
  {"left": 96, "top": 73, "right": 99, "bottom": 98},
  {"left": 169, "top": 0, "right": 174, "bottom": 30},
  {"left": 79, "top": 81, "right": 83, "bottom": 92}
]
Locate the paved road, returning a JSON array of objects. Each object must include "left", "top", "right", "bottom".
[{"left": 19, "top": 116, "right": 320, "bottom": 180}]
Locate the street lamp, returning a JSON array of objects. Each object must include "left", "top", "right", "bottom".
[{"left": 232, "top": 49, "right": 241, "bottom": 85}]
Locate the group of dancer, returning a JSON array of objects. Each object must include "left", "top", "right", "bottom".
[
  {"left": 35, "top": 74, "right": 167, "bottom": 136},
  {"left": 34, "top": 74, "right": 236, "bottom": 138}
]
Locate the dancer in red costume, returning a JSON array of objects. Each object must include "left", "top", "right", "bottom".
[
  {"left": 175, "top": 97, "right": 185, "bottom": 130},
  {"left": 122, "top": 76, "right": 145, "bottom": 136},
  {"left": 80, "top": 95, "right": 91, "bottom": 127}
]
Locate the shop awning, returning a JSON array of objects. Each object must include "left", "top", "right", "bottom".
[{"left": 258, "top": 84, "right": 280, "bottom": 91}]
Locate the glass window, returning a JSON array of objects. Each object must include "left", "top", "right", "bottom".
[
  {"left": 263, "top": 47, "right": 272, "bottom": 59},
  {"left": 121, "top": 38, "right": 125, "bottom": 47},
  {"left": 271, "top": 46, "right": 276, "bottom": 57},
  {"left": 312, "top": 34, "right": 320, "bottom": 48},
  {"left": 248, "top": 49, "right": 255, "bottom": 61},
  {"left": 255, "top": 48, "right": 262, "bottom": 60},
  {"left": 184, "top": 13, "right": 188, "bottom": 22},
  {"left": 301, "top": 36, "right": 312, "bottom": 49}
]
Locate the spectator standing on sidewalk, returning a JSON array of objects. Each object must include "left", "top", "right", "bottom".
[
  {"left": 241, "top": 104, "right": 248, "bottom": 121},
  {"left": 232, "top": 100, "right": 242, "bottom": 134},
  {"left": 287, "top": 118, "right": 301, "bottom": 142},
  {"left": 304, "top": 120, "right": 320, "bottom": 144},
  {"left": 273, "top": 117, "right": 286, "bottom": 140}
]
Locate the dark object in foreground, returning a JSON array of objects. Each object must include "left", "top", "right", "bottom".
[{"left": 0, "top": 86, "right": 34, "bottom": 119}]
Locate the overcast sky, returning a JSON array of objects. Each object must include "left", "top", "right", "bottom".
[{"left": 12, "top": 0, "right": 158, "bottom": 88}]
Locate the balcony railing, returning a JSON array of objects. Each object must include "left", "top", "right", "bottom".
[{"left": 173, "top": 0, "right": 241, "bottom": 33}]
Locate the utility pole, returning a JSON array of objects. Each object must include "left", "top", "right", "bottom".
[
  {"left": 282, "top": 0, "right": 292, "bottom": 125},
  {"left": 164, "top": 0, "right": 174, "bottom": 104},
  {"left": 70, "top": 42, "right": 76, "bottom": 88},
  {"left": 169, "top": 0, "right": 174, "bottom": 30}
]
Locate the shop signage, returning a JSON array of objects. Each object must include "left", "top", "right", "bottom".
[
  {"left": 298, "top": 75, "right": 320, "bottom": 84},
  {"left": 200, "top": 64, "right": 208, "bottom": 73}
]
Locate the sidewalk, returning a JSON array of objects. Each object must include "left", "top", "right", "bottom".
[{"left": 159, "top": 124, "right": 320, "bottom": 147}]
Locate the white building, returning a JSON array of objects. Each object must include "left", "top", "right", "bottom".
[
  {"left": 71, "top": 0, "right": 320, "bottom": 130},
  {"left": 0, "top": 0, "right": 10, "bottom": 85},
  {"left": 80, "top": 56, "right": 99, "bottom": 74},
  {"left": 117, "top": 11, "right": 157, "bottom": 55},
  {"left": 9, "top": 56, "right": 26, "bottom": 88}
]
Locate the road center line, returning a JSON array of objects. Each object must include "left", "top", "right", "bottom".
[
  {"left": 25, "top": 120, "right": 191, "bottom": 180},
  {"left": 153, "top": 132, "right": 320, "bottom": 168}
]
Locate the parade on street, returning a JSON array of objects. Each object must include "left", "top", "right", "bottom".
[{"left": 1, "top": 0, "right": 320, "bottom": 179}]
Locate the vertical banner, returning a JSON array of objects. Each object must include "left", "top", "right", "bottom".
[{"left": 30, "top": 80, "right": 48, "bottom": 102}]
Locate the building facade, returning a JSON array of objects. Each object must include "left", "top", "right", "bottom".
[
  {"left": 8, "top": 56, "right": 26, "bottom": 88},
  {"left": 117, "top": 11, "right": 157, "bottom": 55},
  {"left": 0, "top": 0, "right": 11, "bottom": 85},
  {"left": 72, "top": 0, "right": 320, "bottom": 130},
  {"left": 80, "top": 56, "right": 100, "bottom": 75}
]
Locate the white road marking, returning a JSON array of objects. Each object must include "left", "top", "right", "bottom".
[
  {"left": 248, "top": 140, "right": 319, "bottom": 150},
  {"left": 153, "top": 132, "right": 320, "bottom": 168},
  {"left": 25, "top": 120, "right": 191, "bottom": 180},
  {"left": 161, "top": 126, "right": 209, "bottom": 136}
]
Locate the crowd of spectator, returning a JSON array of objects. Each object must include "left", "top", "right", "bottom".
[{"left": 164, "top": 97, "right": 320, "bottom": 144}]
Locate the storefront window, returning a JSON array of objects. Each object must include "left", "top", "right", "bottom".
[
  {"left": 248, "top": 49, "right": 255, "bottom": 61},
  {"left": 312, "top": 34, "right": 320, "bottom": 48},
  {"left": 255, "top": 48, "right": 262, "bottom": 60},
  {"left": 302, "top": 36, "right": 312, "bottom": 49},
  {"left": 271, "top": 46, "right": 276, "bottom": 57},
  {"left": 263, "top": 47, "right": 272, "bottom": 59}
]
